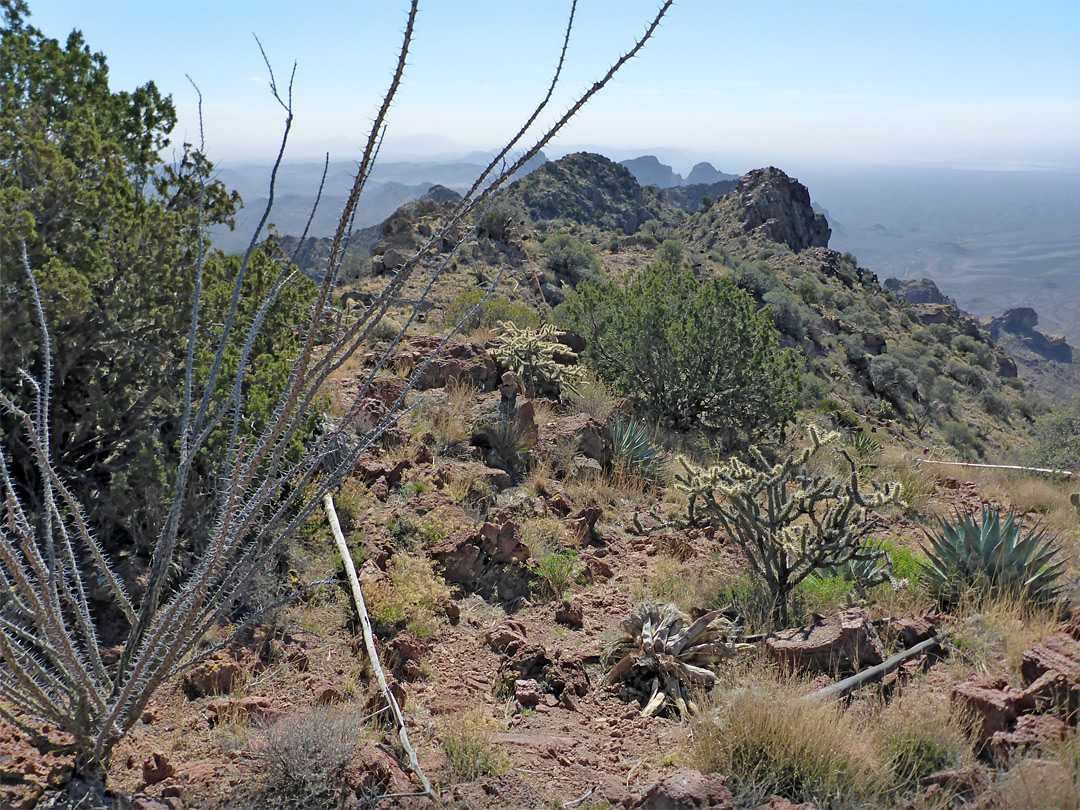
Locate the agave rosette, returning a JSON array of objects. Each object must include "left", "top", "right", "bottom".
[{"left": 921, "top": 507, "right": 1065, "bottom": 604}]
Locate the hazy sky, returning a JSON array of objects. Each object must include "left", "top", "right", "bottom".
[{"left": 26, "top": 1, "right": 1080, "bottom": 173}]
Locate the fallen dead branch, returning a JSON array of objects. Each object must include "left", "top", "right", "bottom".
[
  {"left": 802, "top": 632, "right": 947, "bottom": 702},
  {"left": 324, "top": 493, "right": 438, "bottom": 804}
]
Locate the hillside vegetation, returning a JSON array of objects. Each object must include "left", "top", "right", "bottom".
[{"left": 2, "top": 4, "right": 1078, "bottom": 809}]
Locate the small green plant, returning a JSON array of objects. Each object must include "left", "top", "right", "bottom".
[
  {"left": 609, "top": 416, "right": 666, "bottom": 480},
  {"left": 921, "top": 507, "right": 1065, "bottom": 606},
  {"left": 365, "top": 556, "right": 452, "bottom": 638},
  {"left": 528, "top": 549, "right": 579, "bottom": 601}
]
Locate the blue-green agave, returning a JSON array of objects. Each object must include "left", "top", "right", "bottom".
[
  {"left": 921, "top": 508, "right": 1066, "bottom": 604},
  {"left": 609, "top": 416, "right": 666, "bottom": 481}
]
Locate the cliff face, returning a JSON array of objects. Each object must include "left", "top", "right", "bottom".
[
  {"left": 703, "top": 167, "right": 831, "bottom": 252},
  {"left": 990, "top": 308, "right": 1074, "bottom": 364}
]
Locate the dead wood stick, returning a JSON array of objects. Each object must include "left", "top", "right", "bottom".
[
  {"left": 914, "top": 458, "right": 1075, "bottom": 478},
  {"left": 803, "top": 633, "right": 947, "bottom": 702},
  {"left": 324, "top": 493, "right": 438, "bottom": 804}
]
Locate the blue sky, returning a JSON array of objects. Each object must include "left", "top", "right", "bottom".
[{"left": 26, "top": 1, "right": 1080, "bottom": 173}]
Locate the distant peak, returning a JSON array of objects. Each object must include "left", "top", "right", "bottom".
[{"left": 732, "top": 168, "right": 831, "bottom": 252}]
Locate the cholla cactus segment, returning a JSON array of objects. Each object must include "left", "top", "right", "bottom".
[
  {"left": 489, "top": 322, "right": 585, "bottom": 398},
  {"left": 603, "top": 602, "right": 752, "bottom": 718},
  {"left": 674, "top": 430, "right": 903, "bottom": 626},
  {"left": 921, "top": 507, "right": 1065, "bottom": 606}
]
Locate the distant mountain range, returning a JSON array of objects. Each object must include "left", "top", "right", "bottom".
[{"left": 209, "top": 154, "right": 1078, "bottom": 345}]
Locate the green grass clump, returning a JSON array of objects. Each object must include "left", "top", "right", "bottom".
[{"left": 528, "top": 549, "right": 579, "bottom": 601}]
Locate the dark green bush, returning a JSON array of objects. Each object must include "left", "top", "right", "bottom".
[
  {"left": 440, "top": 290, "right": 541, "bottom": 333},
  {"left": 978, "top": 389, "right": 1010, "bottom": 420},
  {"left": 1028, "top": 397, "right": 1080, "bottom": 471},
  {"left": 869, "top": 355, "right": 917, "bottom": 408},
  {"left": 562, "top": 263, "right": 801, "bottom": 446},
  {"left": 655, "top": 238, "right": 684, "bottom": 266},
  {"left": 543, "top": 232, "right": 602, "bottom": 285},
  {"left": 941, "top": 420, "right": 983, "bottom": 458}
]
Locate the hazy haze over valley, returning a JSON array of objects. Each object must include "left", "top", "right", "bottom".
[{"left": 31, "top": 1, "right": 1080, "bottom": 340}]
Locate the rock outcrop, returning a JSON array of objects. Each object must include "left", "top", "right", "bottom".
[
  {"left": 989, "top": 307, "right": 1074, "bottom": 363},
  {"left": 501, "top": 152, "right": 676, "bottom": 234},
  {"left": 883, "top": 277, "right": 956, "bottom": 307},
  {"left": 727, "top": 167, "right": 831, "bottom": 252}
]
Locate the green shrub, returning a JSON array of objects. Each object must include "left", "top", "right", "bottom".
[
  {"left": 1029, "top": 396, "right": 1080, "bottom": 471},
  {"left": 978, "top": 389, "right": 1011, "bottom": 420},
  {"left": 945, "top": 358, "right": 986, "bottom": 390},
  {"left": 941, "top": 420, "right": 983, "bottom": 458},
  {"left": 477, "top": 206, "right": 513, "bottom": 241},
  {"left": 440, "top": 290, "right": 541, "bottom": 333},
  {"left": 869, "top": 355, "right": 917, "bottom": 408},
  {"left": 655, "top": 238, "right": 684, "bottom": 266},
  {"left": 562, "top": 263, "right": 801, "bottom": 446},
  {"left": 528, "top": 549, "right": 579, "bottom": 601},
  {"left": 543, "top": 233, "right": 602, "bottom": 285}
]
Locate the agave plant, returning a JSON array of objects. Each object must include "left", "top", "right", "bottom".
[
  {"left": 603, "top": 602, "right": 752, "bottom": 718},
  {"left": 609, "top": 416, "right": 666, "bottom": 480},
  {"left": 921, "top": 508, "right": 1066, "bottom": 605}
]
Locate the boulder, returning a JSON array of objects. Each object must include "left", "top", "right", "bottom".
[
  {"left": 1020, "top": 632, "right": 1080, "bottom": 718},
  {"left": 988, "top": 713, "right": 1068, "bottom": 764},
  {"left": 486, "top": 619, "right": 528, "bottom": 655},
  {"left": 554, "top": 599, "right": 584, "bottom": 629},
  {"left": 889, "top": 614, "right": 940, "bottom": 648},
  {"left": 183, "top": 653, "right": 243, "bottom": 697},
  {"left": 514, "top": 678, "right": 542, "bottom": 707},
  {"left": 141, "top": 752, "right": 175, "bottom": 786},
  {"left": 766, "top": 609, "right": 887, "bottom": 674},
  {"left": 950, "top": 676, "right": 1021, "bottom": 747},
  {"left": 547, "top": 414, "right": 612, "bottom": 468},
  {"left": 385, "top": 632, "right": 431, "bottom": 681},
  {"left": 633, "top": 768, "right": 734, "bottom": 809}
]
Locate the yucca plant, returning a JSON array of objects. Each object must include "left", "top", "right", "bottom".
[
  {"left": 921, "top": 507, "right": 1066, "bottom": 606},
  {"left": 609, "top": 416, "right": 666, "bottom": 481}
]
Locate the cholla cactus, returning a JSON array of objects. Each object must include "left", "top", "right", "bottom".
[
  {"left": 489, "top": 322, "right": 585, "bottom": 398},
  {"left": 676, "top": 428, "right": 902, "bottom": 626}
]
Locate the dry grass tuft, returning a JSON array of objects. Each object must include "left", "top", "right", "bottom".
[
  {"left": 690, "top": 673, "right": 885, "bottom": 807},
  {"left": 872, "top": 683, "right": 972, "bottom": 794},
  {"left": 365, "top": 555, "right": 451, "bottom": 639},
  {"left": 632, "top": 552, "right": 732, "bottom": 615},
  {"left": 438, "top": 709, "right": 506, "bottom": 785}
]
